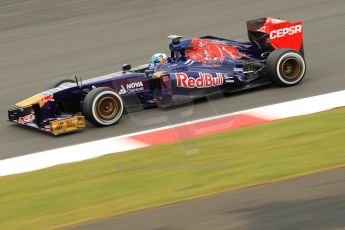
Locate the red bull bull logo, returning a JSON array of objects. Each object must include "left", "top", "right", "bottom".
[{"left": 39, "top": 95, "right": 54, "bottom": 107}]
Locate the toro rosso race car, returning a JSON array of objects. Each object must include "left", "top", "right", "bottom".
[{"left": 8, "top": 18, "right": 306, "bottom": 135}]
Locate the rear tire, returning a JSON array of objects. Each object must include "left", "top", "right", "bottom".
[
  {"left": 266, "top": 49, "right": 306, "bottom": 87},
  {"left": 82, "top": 87, "right": 124, "bottom": 126}
]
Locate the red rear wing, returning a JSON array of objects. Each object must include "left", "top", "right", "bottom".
[{"left": 247, "top": 18, "right": 303, "bottom": 52}]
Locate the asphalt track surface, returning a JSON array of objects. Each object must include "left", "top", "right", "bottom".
[
  {"left": 72, "top": 168, "right": 345, "bottom": 230},
  {"left": 1, "top": 0, "right": 345, "bottom": 160}
]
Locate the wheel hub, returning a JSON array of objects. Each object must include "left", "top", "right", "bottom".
[
  {"left": 280, "top": 57, "right": 302, "bottom": 80},
  {"left": 96, "top": 96, "right": 119, "bottom": 120}
]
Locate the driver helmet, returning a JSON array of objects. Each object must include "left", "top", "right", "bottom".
[{"left": 149, "top": 53, "right": 168, "bottom": 69}]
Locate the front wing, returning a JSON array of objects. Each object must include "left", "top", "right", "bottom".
[{"left": 8, "top": 106, "right": 85, "bottom": 135}]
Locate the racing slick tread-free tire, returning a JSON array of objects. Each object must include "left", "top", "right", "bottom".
[
  {"left": 82, "top": 87, "right": 124, "bottom": 127},
  {"left": 266, "top": 48, "right": 306, "bottom": 87},
  {"left": 45, "top": 77, "right": 75, "bottom": 90}
]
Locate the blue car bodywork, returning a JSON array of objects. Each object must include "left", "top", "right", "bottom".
[{"left": 8, "top": 18, "right": 305, "bottom": 135}]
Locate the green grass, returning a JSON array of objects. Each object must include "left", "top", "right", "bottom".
[{"left": 1, "top": 108, "right": 345, "bottom": 229}]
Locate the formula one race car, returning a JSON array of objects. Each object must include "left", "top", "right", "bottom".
[{"left": 8, "top": 17, "right": 306, "bottom": 135}]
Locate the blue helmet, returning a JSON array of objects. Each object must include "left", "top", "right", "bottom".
[{"left": 149, "top": 53, "right": 168, "bottom": 69}]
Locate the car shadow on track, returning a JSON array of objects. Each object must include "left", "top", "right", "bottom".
[{"left": 161, "top": 84, "right": 274, "bottom": 111}]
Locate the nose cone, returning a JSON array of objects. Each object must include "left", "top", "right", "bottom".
[{"left": 15, "top": 93, "right": 53, "bottom": 108}]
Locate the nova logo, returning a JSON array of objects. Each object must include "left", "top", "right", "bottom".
[
  {"left": 269, "top": 25, "right": 302, "bottom": 39},
  {"left": 176, "top": 72, "right": 223, "bottom": 88},
  {"left": 127, "top": 82, "right": 143, "bottom": 89},
  {"left": 119, "top": 81, "right": 144, "bottom": 95}
]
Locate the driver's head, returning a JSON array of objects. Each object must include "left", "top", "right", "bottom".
[{"left": 149, "top": 53, "right": 168, "bottom": 69}]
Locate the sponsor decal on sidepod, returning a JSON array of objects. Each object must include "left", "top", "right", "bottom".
[
  {"left": 119, "top": 81, "right": 144, "bottom": 95},
  {"left": 176, "top": 72, "right": 223, "bottom": 88}
]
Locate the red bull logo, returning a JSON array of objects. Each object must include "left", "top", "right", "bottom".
[
  {"left": 39, "top": 95, "right": 54, "bottom": 107},
  {"left": 176, "top": 72, "right": 223, "bottom": 88}
]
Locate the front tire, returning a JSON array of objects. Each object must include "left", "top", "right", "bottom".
[
  {"left": 82, "top": 87, "right": 124, "bottom": 126},
  {"left": 266, "top": 49, "right": 306, "bottom": 87}
]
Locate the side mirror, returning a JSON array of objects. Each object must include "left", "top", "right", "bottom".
[{"left": 122, "top": 64, "right": 131, "bottom": 73}]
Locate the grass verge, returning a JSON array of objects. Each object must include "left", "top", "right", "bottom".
[{"left": 1, "top": 108, "right": 345, "bottom": 229}]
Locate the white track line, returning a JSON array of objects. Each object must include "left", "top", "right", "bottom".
[{"left": 0, "top": 138, "right": 147, "bottom": 176}]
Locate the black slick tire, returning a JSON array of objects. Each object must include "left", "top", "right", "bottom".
[
  {"left": 82, "top": 87, "right": 124, "bottom": 126},
  {"left": 266, "top": 48, "right": 306, "bottom": 87}
]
